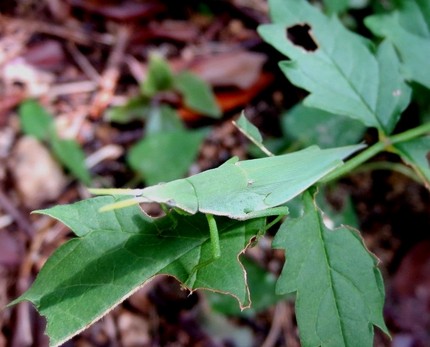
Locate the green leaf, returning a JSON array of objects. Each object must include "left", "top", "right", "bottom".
[
  {"left": 394, "top": 135, "right": 430, "bottom": 187},
  {"left": 145, "top": 105, "right": 184, "bottom": 135},
  {"left": 140, "top": 54, "right": 174, "bottom": 97},
  {"left": 323, "top": 0, "right": 349, "bottom": 14},
  {"left": 365, "top": 1, "right": 430, "bottom": 88},
  {"left": 258, "top": 0, "right": 411, "bottom": 134},
  {"left": 19, "top": 100, "right": 54, "bottom": 141},
  {"left": 127, "top": 130, "right": 205, "bottom": 185},
  {"left": 273, "top": 191, "right": 388, "bottom": 346},
  {"left": 174, "top": 71, "right": 222, "bottom": 118},
  {"left": 207, "top": 256, "right": 287, "bottom": 316},
  {"left": 281, "top": 104, "right": 366, "bottom": 148},
  {"left": 233, "top": 112, "right": 273, "bottom": 156},
  {"left": 11, "top": 197, "right": 264, "bottom": 347},
  {"left": 51, "top": 137, "right": 91, "bottom": 185},
  {"left": 105, "top": 96, "right": 150, "bottom": 123}
]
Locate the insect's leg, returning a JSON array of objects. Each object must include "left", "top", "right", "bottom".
[
  {"left": 206, "top": 213, "right": 221, "bottom": 261},
  {"left": 189, "top": 214, "right": 221, "bottom": 277},
  {"left": 244, "top": 206, "right": 289, "bottom": 220},
  {"left": 244, "top": 206, "right": 289, "bottom": 232},
  {"left": 160, "top": 204, "right": 178, "bottom": 231}
]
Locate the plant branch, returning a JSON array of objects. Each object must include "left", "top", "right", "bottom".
[{"left": 322, "top": 122, "right": 430, "bottom": 183}]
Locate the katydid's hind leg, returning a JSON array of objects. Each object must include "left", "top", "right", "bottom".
[
  {"left": 243, "top": 206, "right": 289, "bottom": 220},
  {"left": 189, "top": 214, "right": 221, "bottom": 276},
  {"left": 244, "top": 206, "right": 289, "bottom": 232}
]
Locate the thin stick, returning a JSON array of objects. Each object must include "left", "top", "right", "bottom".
[
  {"left": 0, "top": 15, "right": 114, "bottom": 46},
  {"left": 66, "top": 42, "right": 101, "bottom": 81},
  {"left": 261, "top": 302, "right": 286, "bottom": 347},
  {"left": 89, "top": 25, "right": 131, "bottom": 118},
  {"left": 0, "top": 190, "right": 34, "bottom": 237}
]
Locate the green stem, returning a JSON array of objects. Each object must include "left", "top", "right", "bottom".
[
  {"left": 353, "top": 162, "right": 422, "bottom": 183},
  {"left": 322, "top": 122, "right": 430, "bottom": 183}
]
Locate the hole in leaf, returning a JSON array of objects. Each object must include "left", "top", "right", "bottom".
[{"left": 286, "top": 23, "right": 318, "bottom": 52}]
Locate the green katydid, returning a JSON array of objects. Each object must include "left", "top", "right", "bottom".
[{"left": 90, "top": 144, "right": 364, "bottom": 273}]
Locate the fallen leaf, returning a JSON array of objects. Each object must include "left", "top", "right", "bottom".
[
  {"left": 9, "top": 137, "right": 67, "bottom": 208},
  {"left": 69, "top": 0, "right": 165, "bottom": 21},
  {"left": 23, "top": 40, "right": 65, "bottom": 71},
  {"left": 2, "top": 58, "right": 54, "bottom": 97},
  {"left": 189, "top": 51, "right": 267, "bottom": 89}
]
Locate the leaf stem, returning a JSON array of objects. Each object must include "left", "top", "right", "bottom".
[{"left": 322, "top": 122, "right": 430, "bottom": 182}]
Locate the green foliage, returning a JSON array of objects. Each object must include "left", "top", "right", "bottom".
[
  {"left": 10, "top": 197, "right": 265, "bottom": 346},
  {"left": 233, "top": 112, "right": 273, "bottom": 156},
  {"left": 259, "top": 0, "right": 411, "bottom": 135},
  {"left": 281, "top": 104, "right": 366, "bottom": 148},
  {"left": 395, "top": 136, "right": 430, "bottom": 186},
  {"left": 105, "top": 56, "right": 219, "bottom": 185},
  {"left": 274, "top": 191, "right": 388, "bottom": 346},
  {"left": 109, "top": 54, "right": 220, "bottom": 122},
  {"left": 173, "top": 71, "right": 221, "bottom": 118},
  {"left": 207, "top": 256, "right": 288, "bottom": 316},
  {"left": 127, "top": 129, "right": 206, "bottom": 185},
  {"left": 19, "top": 100, "right": 53, "bottom": 141},
  {"left": 141, "top": 53, "right": 174, "bottom": 96},
  {"left": 9, "top": 1, "right": 430, "bottom": 346},
  {"left": 18, "top": 100, "right": 91, "bottom": 185},
  {"left": 365, "top": 0, "right": 430, "bottom": 88}
]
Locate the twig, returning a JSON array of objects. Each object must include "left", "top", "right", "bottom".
[
  {"left": 283, "top": 301, "right": 300, "bottom": 347},
  {"left": 10, "top": 216, "right": 55, "bottom": 347},
  {"left": 66, "top": 42, "right": 101, "bottom": 81},
  {"left": 47, "top": 80, "right": 98, "bottom": 98},
  {"left": 89, "top": 25, "right": 131, "bottom": 119},
  {"left": 261, "top": 302, "right": 287, "bottom": 347},
  {"left": 0, "top": 15, "right": 114, "bottom": 46},
  {"left": 0, "top": 189, "right": 34, "bottom": 237}
]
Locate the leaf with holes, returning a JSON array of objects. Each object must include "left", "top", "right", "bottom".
[
  {"left": 273, "top": 190, "right": 388, "bottom": 346},
  {"left": 258, "top": 0, "right": 411, "bottom": 135}
]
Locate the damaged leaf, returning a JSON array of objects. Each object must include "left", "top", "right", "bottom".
[
  {"left": 258, "top": 0, "right": 411, "bottom": 135},
  {"left": 273, "top": 190, "right": 388, "bottom": 346},
  {"left": 10, "top": 196, "right": 265, "bottom": 347}
]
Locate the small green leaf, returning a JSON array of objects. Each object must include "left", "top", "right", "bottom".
[
  {"left": 395, "top": 135, "right": 430, "bottom": 187},
  {"left": 323, "top": 0, "right": 349, "bottom": 14},
  {"left": 281, "top": 104, "right": 366, "bottom": 148},
  {"left": 105, "top": 96, "right": 150, "bottom": 123},
  {"left": 141, "top": 54, "right": 174, "bottom": 97},
  {"left": 19, "top": 100, "right": 54, "bottom": 141},
  {"left": 12, "top": 197, "right": 264, "bottom": 347},
  {"left": 174, "top": 71, "right": 222, "bottom": 118},
  {"left": 233, "top": 112, "right": 273, "bottom": 156},
  {"left": 51, "top": 137, "right": 91, "bottom": 185},
  {"left": 145, "top": 105, "right": 184, "bottom": 135},
  {"left": 127, "top": 130, "right": 206, "bottom": 185},
  {"left": 258, "top": 0, "right": 411, "bottom": 134},
  {"left": 273, "top": 191, "right": 388, "bottom": 346},
  {"left": 365, "top": 2, "right": 430, "bottom": 88}
]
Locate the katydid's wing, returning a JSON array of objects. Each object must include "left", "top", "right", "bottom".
[
  {"left": 187, "top": 163, "right": 263, "bottom": 218},
  {"left": 241, "top": 145, "right": 364, "bottom": 206},
  {"left": 190, "top": 145, "right": 364, "bottom": 219}
]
